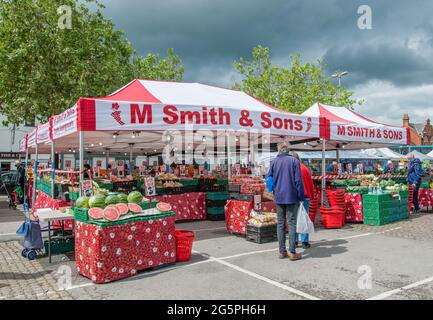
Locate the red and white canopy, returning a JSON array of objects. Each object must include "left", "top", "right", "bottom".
[{"left": 301, "top": 103, "right": 409, "bottom": 149}]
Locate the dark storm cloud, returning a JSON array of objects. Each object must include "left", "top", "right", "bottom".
[{"left": 98, "top": 0, "right": 433, "bottom": 89}]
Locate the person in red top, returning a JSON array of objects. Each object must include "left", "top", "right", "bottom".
[{"left": 291, "top": 152, "right": 314, "bottom": 249}]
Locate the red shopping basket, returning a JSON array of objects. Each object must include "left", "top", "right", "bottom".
[{"left": 175, "top": 230, "right": 195, "bottom": 262}]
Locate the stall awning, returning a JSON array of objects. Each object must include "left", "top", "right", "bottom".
[
  {"left": 406, "top": 150, "right": 433, "bottom": 161},
  {"left": 300, "top": 103, "right": 410, "bottom": 149}
]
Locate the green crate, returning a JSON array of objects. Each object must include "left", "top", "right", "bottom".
[
  {"left": 216, "top": 179, "right": 229, "bottom": 186},
  {"left": 179, "top": 179, "right": 199, "bottom": 186},
  {"left": 206, "top": 192, "right": 229, "bottom": 201},
  {"left": 96, "top": 182, "right": 113, "bottom": 191},
  {"left": 206, "top": 207, "right": 225, "bottom": 215},
  {"left": 135, "top": 180, "right": 144, "bottom": 188},
  {"left": 399, "top": 191, "right": 409, "bottom": 199},
  {"left": 363, "top": 217, "right": 388, "bottom": 226},
  {"left": 362, "top": 194, "right": 393, "bottom": 203},
  {"left": 44, "top": 237, "right": 75, "bottom": 255},
  {"left": 399, "top": 209, "right": 409, "bottom": 220},
  {"left": 73, "top": 207, "right": 89, "bottom": 222},
  {"left": 362, "top": 201, "right": 398, "bottom": 211}
]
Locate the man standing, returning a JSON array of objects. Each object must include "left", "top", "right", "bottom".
[
  {"left": 15, "top": 160, "right": 25, "bottom": 204},
  {"left": 267, "top": 142, "right": 305, "bottom": 261},
  {"left": 407, "top": 154, "right": 423, "bottom": 212}
]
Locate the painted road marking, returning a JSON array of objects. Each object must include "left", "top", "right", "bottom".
[
  {"left": 194, "top": 250, "right": 320, "bottom": 300},
  {"left": 367, "top": 275, "right": 433, "bottom": 300}
]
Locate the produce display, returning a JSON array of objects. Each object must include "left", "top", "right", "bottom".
[
  {"left": 103, "top": 206, "right": 121, "bottom": 222},
  {"left": 88, "top": 207, "right": 104, "bottom": 220},
  {"left": 156, "top": 202, "right": 172, "bottom": 212},
  {"left": 248, "top": 211, "right": 277, "bottom": 227},
  {"left": 162, "top": 181, "right": 183, "bottom": 188},
  {"left": 76, "top": 196, "right": 90, "bottom": 209},
  {"left": 128, "top": 203, "right": 142, "bottom": 214},
  {"left": 127, "top": 191, "right": 143, "bottom": 204},
  {"left": 158, "top": 173, "right": 179, "bottom": 181}
]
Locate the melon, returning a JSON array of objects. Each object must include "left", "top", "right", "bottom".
[
  {"left": 116, "top": 203, "right": 129, "bottom": 216},
  {"left": 127, "top": 191, "right": 143, "bottom": 204},
  {"left": 103, "top": 206, "right": 120, "bottom": 222},
  {"left": 89, "top": 194, "right": 106, "bottom": 208},
  {"left": 105, "top": 194, "right": 119, "bottom": 206},
  {"left": 76, "top": 196, "right": 90, "bottom": 209},
  {"left": 128, "top": 203, "right": 142, "bottom": 214},
  {"left": 117, "top": 193, "right": 128, "bottom": 203},
  {"left": 156, "top": 202, "right": 172, "bottom": 212},
  {"left": 88, "top": 207, "right": 104, "bottom": 220}
]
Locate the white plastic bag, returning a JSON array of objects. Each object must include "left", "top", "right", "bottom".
[{"left": 296, "top": 202, "right": 315, "bottom": 234}]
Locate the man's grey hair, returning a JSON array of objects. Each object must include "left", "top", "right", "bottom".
[{"left": 277, "top": 141, "right": 289, "bottom": 153}]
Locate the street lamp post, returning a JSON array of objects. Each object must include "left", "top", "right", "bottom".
[{"left": 331, "top": 71, "right": 349, "bottom": 86}]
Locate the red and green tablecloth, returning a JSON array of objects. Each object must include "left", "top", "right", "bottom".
[
  {"left": 153, "top": 192, "right": 206, "bottom": 221},
  {"left": 224, "top": 200, "right": 253, "bottom": 235},
  {"left": 345, "top": 193, "right": 363, "bottom": 223},
  {"left": 419, "top": 188, "right": 433, "bottom": 208},
  {"left": 75, "top": 213, "right": 176, "bottom": 283}
]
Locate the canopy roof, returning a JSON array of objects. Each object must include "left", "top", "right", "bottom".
[
  {"left": 299, "top": 103, "right": 409, "bottom": 149},
  {"left": 428, "top": 150, "right": 433, "bottom": 158},
  {"left": 406, "top": 150, "right": 433, "bottom": 161}
]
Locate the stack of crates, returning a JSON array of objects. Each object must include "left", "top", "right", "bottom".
[
  {"left": 362, "top": 193, "right": 409, "bottom": 226},
  {"left": 206, "top": 191, "right": 228, "bottom": 221}
]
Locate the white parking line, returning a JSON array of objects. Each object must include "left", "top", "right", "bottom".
[
  {"left": 367, "top": 275, "right": 433, "bottom": 300},
  {"left": 193, "top": 250, "right": 320, "bottom": 300}
]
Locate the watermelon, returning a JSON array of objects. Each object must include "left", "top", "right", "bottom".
[
  {"left": 76, "top": 196, "right": 90, "bottom": 209},
  {"left": 127, "top": 191, "right": 143, "bottom": 204},
  {"left": 89, "top": 194, "right": 106, "bottom": 208},
  {"left": 88, "top": 208, "right": 104, "bottom": 220},
  {"left": 156, "top": 202, "right": 172, "bottom": 212},
  {"left": 116, "top": 203, "right": 129, "bottom": 216},
  {"left": 105, "top": 194, "right": 119, "bottom": 206},
  {"left": 128, "top": 203, "right": 142, "bottom": 214},
  {"left": 103, "top": 206, "right": 120, "bottom": 222},
  {"left": 117, "top": 193, "right": 128, "bottom": 203}
]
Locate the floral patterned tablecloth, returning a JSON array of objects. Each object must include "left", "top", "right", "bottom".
[
  {"left": 33, "top": 191, "right": 73, "bottom": 230},
  {"left": 345, "top": 193, "right": 364, "bottom": 223},
  {"left": 419, "top": 188, "right": 433, "bottom": 208},
  {"left": 75, "top": 214, "right": 176, "bottom": 283},
  {"left": 154, "top": 192, "right": 206, "bottom": 221},
  {"left": 224, "top": 200, "right": 253, "bottom": 235}
]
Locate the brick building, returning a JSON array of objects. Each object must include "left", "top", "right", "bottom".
[{"left": 403, "top": 114, "right": 433, "bottom": 146}]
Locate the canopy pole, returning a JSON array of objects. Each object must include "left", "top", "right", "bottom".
[
  {"left": 79, "top": 131, "right": 84, "bottom": 196},
  {"left": 321, "top": 139, "right": 326, "bottom": 205},
  {"left": 129, "top": 143, "right": 134, "bottom": 174},
  {"left": 51, "top": 142, "right": 55, "bottom": 198},
  {"left": 32, "top": 144, "right": 39, "bottom": 209},
  {"left": 105, "top": 148, "right": 110, "bottom": 170},
  {"left": 24, "top": 148, "right": 29, "bottom": 207},
  {"left": 227, "top": 132, "right": 231, "bottom": 180},
  {"left": 336, "top": 147, "right": 340, "bottom": 165}
]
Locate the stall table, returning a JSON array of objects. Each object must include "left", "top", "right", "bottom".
[
  {"left": 154, "top": 192, "right": 206, "bottom": 221},
  {"left": 75, "top": 213, "right": 176, "bottom": 283},
  {"left": 224, "top": 200, "right": 254, "bottom": 235},
  {"left": 419, "top": 188, "right": 433, "bottom": 209},
  {"left": 33, "top": 190, "right": 73, "bottom": 230},
  {"left": 35, "top": 208, "right": 75, "bottom": 263},
  {"left": 345, "top": 193, "right": 364, "bottom": 222}
]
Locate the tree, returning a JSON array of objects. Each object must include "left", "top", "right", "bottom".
[
  {"left": 233, "top": 46, "right": 362, "bottom": 113},
  {"left": 0, "top": 0, "right": 184, "bottom": 126}
]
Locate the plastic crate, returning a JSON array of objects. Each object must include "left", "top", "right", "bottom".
[
  {"left": 179, "top": 179, "right": 199, "bottom": 187},
  {"left": 164, "top": 187, "right": 185, "bottom": 195},
  {"left": 206, "top": 192, "right": 229, "bottom": 201},
  {"left": 399, "top": 191, "right": 410, "bottom": 199},
  {"left": 207, "top": 213, "right": 225, "bottom": 221},
  {"left": 73, "top": 207, "right": 89, "bottom": 222},
  {"left": 362, "top": 201, "right": 398, "bottom": 211},
  {"left": 363, "top": 217, "right": 388, "bottom": 226},
  {"left": 200, "top": 184, "right": 227, "bottom": 192},
  {"left": 44, "top": 237, "right": 75, "bottom": 255},
  {"left": 182, "top": 186, "right": 199, "bottom": 193},
  {"left": 96, "top": 182, "right": 114, "bottom": 191},
  {"left": 362, "top": 194, "right": 393, "bottom": 203},
  {"left": 206, "top": 199, "right": 227, "bottom": 207},
  {"left": 246, "top": 224, "right": 278, "bottom": 244},
  {"left": 228, "top": 193, "right": 255, "bottom": 202},
  {"left": 216, "top": 179, "right": 229, "bottom": 186},
  {"left": 207, "top": 207, "right": 225, "bottom": 215},
  {"left": 228, "top": 184, "right": 241, "bottom": 193}
]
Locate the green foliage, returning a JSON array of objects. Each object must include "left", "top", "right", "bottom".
[
  {"left": 233, "top": 46, "right": 362, "bottom": 113},
  {"left": 0, "top": 0, "right": 184, "bottom": 126}
]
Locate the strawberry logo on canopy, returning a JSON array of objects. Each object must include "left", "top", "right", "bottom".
[{"left": 111, "top": 103, "right": 125, "bottom": 126}]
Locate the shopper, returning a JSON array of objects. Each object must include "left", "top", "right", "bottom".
[
  {"left": 290, "top": 152, "right": 314, "bottom": 249},
  {"left": 267, "top": 142, "right": 305, "bottom": 261},
  {"left": 385, "top": 160, "right": 395, "bottom": 174},
  {"left": 407, "top": 154, "right": 423, "bottom": 212},
  {"left": 15, "top": 160, "right": 25, "bottom": 203},
  {"left": 83, "top": 164, "right": 92, "bottom": 180}
]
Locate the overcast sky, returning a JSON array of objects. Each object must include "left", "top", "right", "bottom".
[{"left": 98, "top": 0, "right": 433, "bottom": 126}]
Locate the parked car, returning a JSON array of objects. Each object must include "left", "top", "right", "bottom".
[{"left": 0, "top": 170, "right": 18, "bottom": 195}]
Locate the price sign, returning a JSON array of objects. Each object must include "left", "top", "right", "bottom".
[
  {"left": 347, "top": 163, "right": 353, "bottom": 175},
  {"left": 199, "top": 165, "right": 205, "bottom": 176},
  {"left": 180, "top": 165, "right": 186, "bottom": 176},
  {"left": 117, "top": 166, "right": 125, "bottom": 178},
  {"left": 144, "top": 177, "right": 156, "bottom": 196},
  {"left": 82, "top": 180, "right": 93, "bottom": 197},
  {"left": 93, "top": 167, "right": 99, "bottom": 179},
  {"left": 254, "top": 194, "right": 262, "bottom": 211}
]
